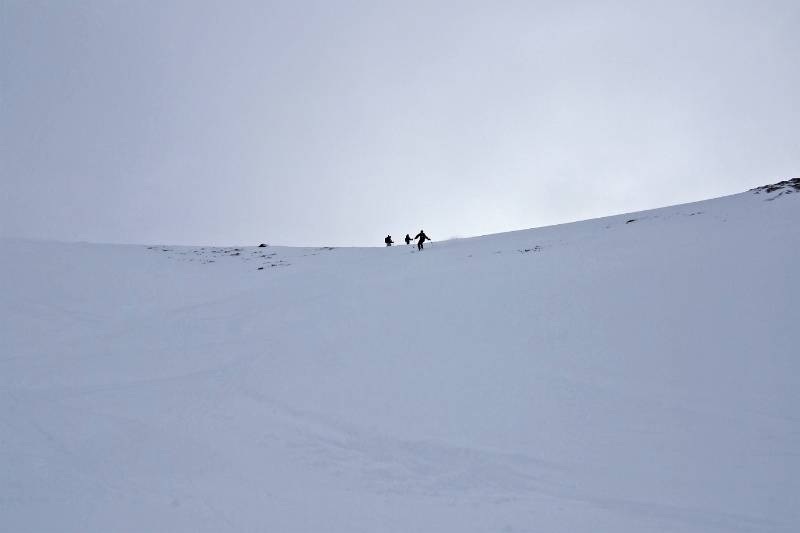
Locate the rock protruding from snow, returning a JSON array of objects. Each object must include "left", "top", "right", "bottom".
[{"left": 752, "top": 177, "right": 800, "bottom": 196}]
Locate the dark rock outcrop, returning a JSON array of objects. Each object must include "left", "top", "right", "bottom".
[{"left": 752, "top": 178, "right": 800, "bottom": 194}]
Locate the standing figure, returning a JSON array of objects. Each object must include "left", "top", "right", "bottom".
[
  {"left": 385, "top": 235, "right": 394, "bottom": 246},
  {"left": 404, "top": 234, "right": 412, "bottom": 245},
  {"left": 414, "top": 230, "right": 431, "bottom": 251}
]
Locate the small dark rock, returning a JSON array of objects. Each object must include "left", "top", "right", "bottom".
[
  {"left": 519, "top": 246, "right": 542, "bottom": 254},
  {"left": 626, "top": 219, "right": 636, "bottom": 224},
  {"left": 258, "top": 243, "right": 268, "bottom": 247}
]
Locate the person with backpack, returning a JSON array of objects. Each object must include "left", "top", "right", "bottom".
[
  {"left": 404, "top": 234, "right": 412, "bottom": 245},
  {"left": 414, "top": 230, "right": 431, "bottom": 251},
  {"left": 384, "top": 235, "right": 394, "bottom": 246}
]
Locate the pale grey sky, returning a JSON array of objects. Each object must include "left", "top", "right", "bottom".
[{"left": 2, "top": 0, "right": 798, "bottom": 246}]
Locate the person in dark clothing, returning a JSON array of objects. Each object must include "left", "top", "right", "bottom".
[
  {"left": 414, "top": 230, "right": 431, "bottom": 251},
  {"left": 404, "top": 234, "right": 412, "bottom": 245},
  {"left": 384, "top": 235, "right": 394, "bottom": 246}
]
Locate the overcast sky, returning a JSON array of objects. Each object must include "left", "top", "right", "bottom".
[{"left": 2, "top": 1, "right": 798, "bottom": 246}]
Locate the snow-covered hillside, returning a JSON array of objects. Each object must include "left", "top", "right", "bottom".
[{"left": 2, "top": 181, "right": 799, "bottom": 532}]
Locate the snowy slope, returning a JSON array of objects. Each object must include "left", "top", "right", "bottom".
[{"left": 1, "top": 181, "right": 799, "bottom": 533}]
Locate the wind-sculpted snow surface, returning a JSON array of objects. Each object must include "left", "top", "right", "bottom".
[{"left": 1, "top": 186, "right": 798, "bottom": 532}]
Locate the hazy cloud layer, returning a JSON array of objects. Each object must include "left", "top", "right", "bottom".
[{"left": 2, "top": 0, "right": 798, "bottom": 246}]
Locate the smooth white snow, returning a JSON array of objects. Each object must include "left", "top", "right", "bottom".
[{"left": 1, "top": 185, "right": 798, "bottom": 532}]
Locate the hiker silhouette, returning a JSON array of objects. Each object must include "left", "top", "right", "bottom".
[{"left": 414, "top": 230, "right": 431, "bottom": 251}]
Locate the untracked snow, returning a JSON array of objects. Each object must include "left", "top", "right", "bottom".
[{"left": 1, "top": 184, "right": 799, "bottom": 532}]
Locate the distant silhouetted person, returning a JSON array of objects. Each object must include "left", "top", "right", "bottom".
[
  {"left": 404, "top": 234, "right": 412, "bottom": 245},
  {"left": 385, "top": 235, "right": 394, "bottom": 246},
  {"left": 414, "top": 230, "right": 431, "bottom": 251}
]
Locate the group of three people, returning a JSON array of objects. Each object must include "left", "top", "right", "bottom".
[{"left": 385, "top": 230, "right": 431, "bottom": 251}]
